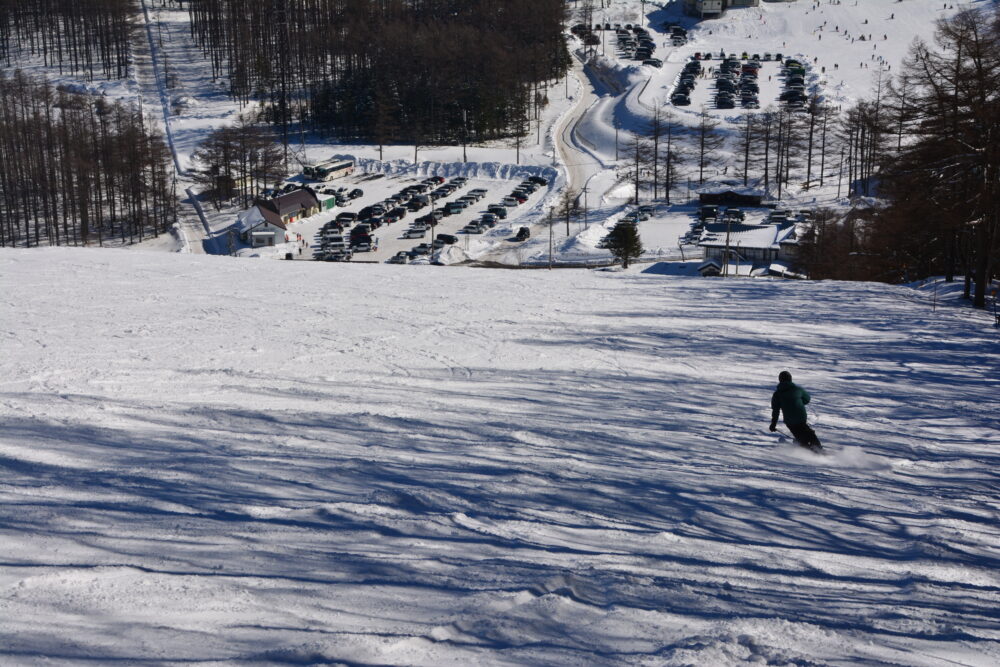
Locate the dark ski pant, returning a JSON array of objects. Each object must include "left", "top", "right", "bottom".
[{"left": 787, "top": 422, "right": 821, "bottom": 448}]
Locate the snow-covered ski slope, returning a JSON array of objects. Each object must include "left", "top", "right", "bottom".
[{"left": 2, "top": 248, "right": 999, "bottom": 665}]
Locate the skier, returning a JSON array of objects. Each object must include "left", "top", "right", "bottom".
[{"left": 768, "top": 371, "right": 823, "bottom": 452}]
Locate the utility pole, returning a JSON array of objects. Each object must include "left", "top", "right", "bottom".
[
  {"left": 548, "top": 209, "right": 554, "bottom": 270},
  {"left": 836, "top": 147, "right": 845, "bottom": 199},
  {"left": 581, "top": 184, "right": 589, "bottom": 230},
  {"left": 723, "top": 216, "right": 732, "bottom": 278},
  {"left": 462, "top": 109, "right": 467, "bottom": 163},
  {"left": 614, "top": 120, "right": 620, "bottom": 161}
]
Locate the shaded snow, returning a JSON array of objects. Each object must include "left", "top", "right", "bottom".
[{"left": 1, "top": 248, "right": 999, "bottom": 665}]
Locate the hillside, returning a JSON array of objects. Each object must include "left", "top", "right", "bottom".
[{"left": 2, "top": 248, "right": 998, "bottom": 665}]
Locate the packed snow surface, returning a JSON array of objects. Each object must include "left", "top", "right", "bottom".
[{"left": 2, "top": 248, "right": 999, "bottom": 665}]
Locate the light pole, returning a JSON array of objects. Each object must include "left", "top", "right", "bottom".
[
  {"left": 462, "top": 109, "right": 468, "bottom": 163},
  {"left": 548, "top": 208, "right": 554, "bottom": 270}
]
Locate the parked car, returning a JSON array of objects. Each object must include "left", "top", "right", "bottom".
[
  {"left": 323, "top": 232, "right": 347, "bottom": 247},
  {"left": 643, "top": 59, "right": 663, "bottom": 68},
  {"left": 488, "top": 205, "right": 508, "bottom": 219},
  {"left": 324, "top": 248, "right": 353, "bottom": 262},
  {"left": 350, "top": 235, "right": 377, "bottom": 252},
  {"left": 386, "top": 251, "right": 409, "bottom": 264},
  {"left": 514, "top": 226, "right": 531, "bottom": 241},
  {"left": 402, "top": 227, "right": 426, "bottom": 239},
  {"left": 410, "top": 243, "right": 432, "bottom": 256},
  {"left": 502, "top": 197, "right": 519, "bottom": 207},
  {"left": 527, "top": 175, "right": 548, "bottom": 186}
]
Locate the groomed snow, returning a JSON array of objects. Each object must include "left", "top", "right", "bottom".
[{"left": 2, "top": 248, "right": 998, "bottom": 665}]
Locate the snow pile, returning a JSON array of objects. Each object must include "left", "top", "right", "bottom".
[
  {"left": 2, "top": 248, "right": 998, "bottom": 665},
  {"left": 432, "top": 244, "right": 470, "bottom": 265}
]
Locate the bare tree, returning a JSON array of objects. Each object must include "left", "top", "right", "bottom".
[{"left": 694, "top": 109, "right": 724, "bottom": 185}]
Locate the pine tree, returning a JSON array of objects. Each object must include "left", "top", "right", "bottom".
[{"left": 606, "top": 221, "right": 643, "bottom": 269}]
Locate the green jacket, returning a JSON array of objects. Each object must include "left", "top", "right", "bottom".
[{"left": 771, "top": 381, "right": 810, "bottom": 426}]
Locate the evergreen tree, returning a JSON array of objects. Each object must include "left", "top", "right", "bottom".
[{"left": 606, "top": 221, "right": 643, "bottom": 269}]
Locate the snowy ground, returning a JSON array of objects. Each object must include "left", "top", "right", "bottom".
[{"left": 2, "top": 248, "right": 999, "bottom": 665}]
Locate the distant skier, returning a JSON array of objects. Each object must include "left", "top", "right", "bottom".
[{"left": 769, "top": 371, "right": 823, "bottom": 452}]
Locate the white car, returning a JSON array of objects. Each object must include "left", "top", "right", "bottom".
[{"left": 502, "top": 197, "right": 519, "bottom": 207}]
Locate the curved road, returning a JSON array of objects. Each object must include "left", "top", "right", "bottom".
[{"left": 554, "top": 55, "right": 605, "bottom": 194}]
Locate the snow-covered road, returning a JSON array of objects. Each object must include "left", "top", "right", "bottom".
[{"left": 556, "top": 54, "right": 604, "bottom": 193}]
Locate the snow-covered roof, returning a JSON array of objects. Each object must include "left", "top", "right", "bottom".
[
  {"left": 236, "top": 206, "right": 285, "bottom": 233},
  {"left": 768, "top": 262, "right": 807, "bottom": 279},
  {"left": 695, "top": 185, "right": 768, "bottom": 197},
  {"left": 698, "top": 222, "right": 796, "bottom": 250}
]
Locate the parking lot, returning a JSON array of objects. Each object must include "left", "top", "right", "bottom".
[
  {"left": 278, "top": 170, "right": 550, "bottom": 264},
  {"left": 670, "top": 51, "right": 816, "bottom": 112},
  {"left": 669, "top": 51, "right": 810, "bottom": 112}
]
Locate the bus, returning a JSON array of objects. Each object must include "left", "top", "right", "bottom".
[{"left": 303, "top": 159, "right": 355, "bottom": 181}]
